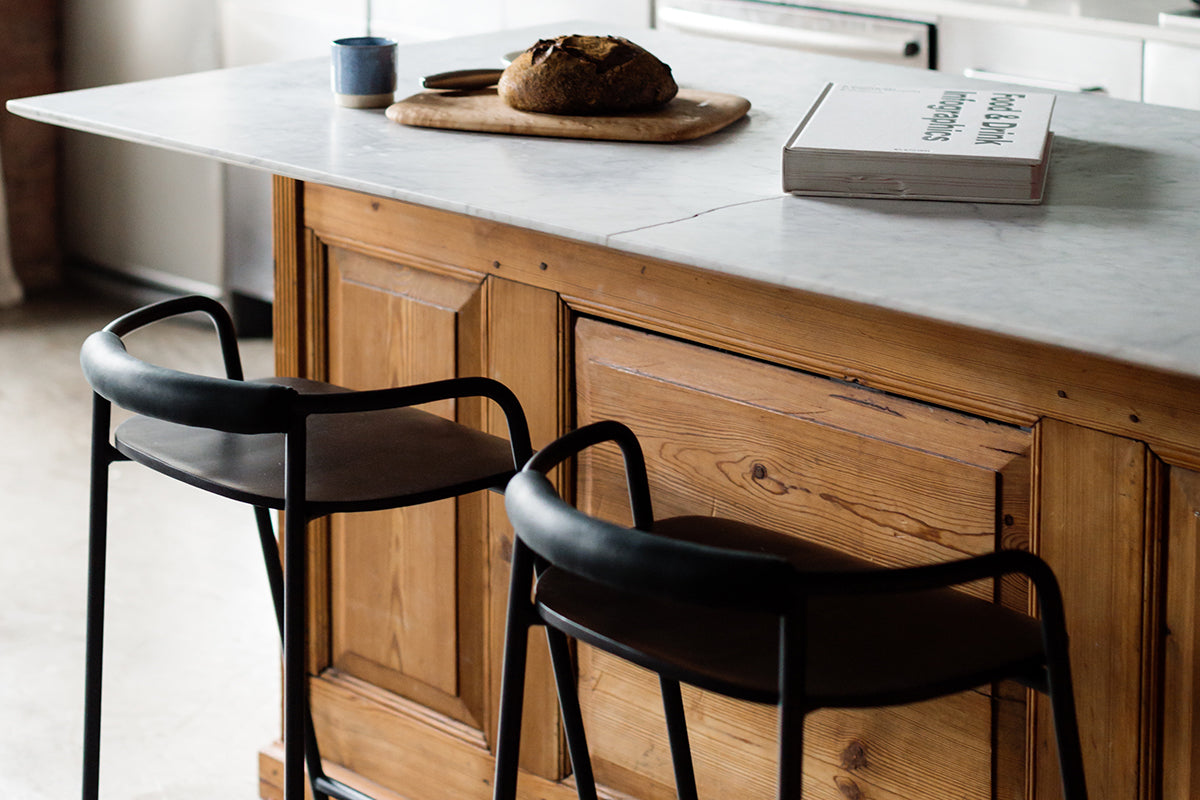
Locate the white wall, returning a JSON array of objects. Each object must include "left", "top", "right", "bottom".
[
  {"left": 62, "top": 0, "right": 226, "bottom": 292},
  {"left": 61, "top": 0, "right": 652, "bottom": 295}
]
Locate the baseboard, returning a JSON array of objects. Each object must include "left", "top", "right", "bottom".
[
  {"left": 68, "top": 258, "right": 220, "bottom": 305},
  {"left": 67, "top": 259, "right": 273, "bottom": 338}
]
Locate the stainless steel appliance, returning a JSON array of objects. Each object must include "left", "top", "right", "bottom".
[{"left": 655, "top": 0, "right": 936, "bottom": 68}]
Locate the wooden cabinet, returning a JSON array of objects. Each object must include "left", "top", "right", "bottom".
[
  {"left": 265, "top": 179, "right": 1200, "bottom": 800},
  {"left": 269, "top": 201, "right": 571, "bottom": 800},
  {"left": 1164, "top": 466, "right": 1200, "bottom": 799}
]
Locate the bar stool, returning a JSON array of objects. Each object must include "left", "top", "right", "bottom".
[
  {"left": 493, "top": 420, "right": 1088, "bottom": 800},
  {"left": 80, "top": 295, "right": 531, "bottom": 800}
]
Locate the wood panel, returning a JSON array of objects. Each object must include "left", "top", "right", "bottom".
[
  {"left": 268, "top": 671, "right": 587, "bottom": 800},
  {"left": 578, "top": 653, "right": 999, "bottom": 800},
  {"left": 573, "top": 318, "right": 1033, "bottom": 800},
  {"left": 485, "top": 276, "right": 570, "bottom": 781},
  {"left": 271, "top": 175, "right": 304, "bottom": 378},
  {"left": 1034, "top": 419, "right": 1163, "bottom": 800},
  {"left": 298, "top": 256, "right": 571, "bottom": 798},
  {"left": 575, "top": 319, "right": 1031, "bottom": 573},
  {"left": 1163, "top": 467, "right": 1200, "bottom": 799},
  {"left": 273, "top": 176, "right": 333, "bottom": 681},
  {"left": 324, "top": 245, "right": 485, "bottom": 725}
]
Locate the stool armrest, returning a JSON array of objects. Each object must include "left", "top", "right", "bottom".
[
  {"left": 102, "top": 295, "right": 244, "bottom": 380},
  {"left": 298, "top": 376, "right": 533, "bottom": 466},
  {"left": 796, "top": 549, "right": 1067, "bottom": 621},
  {"left": 522, "top": 420, "right": 653, "bottom": 529}
]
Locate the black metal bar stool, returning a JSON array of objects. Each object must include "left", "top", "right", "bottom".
[
  {"left": 80, "top": 295, "right": 532, "bottom": 800},
  {"left": 493, "top": 420, "right": 1088, "bottom": 800}
]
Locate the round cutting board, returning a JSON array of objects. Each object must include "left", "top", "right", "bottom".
[{"left": 386, "top": 88, "right": 750, "bottom": 142}]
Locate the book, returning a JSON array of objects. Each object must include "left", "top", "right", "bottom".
[{"left": 783, "top": 83, "right": 1056, "bottom": 204}]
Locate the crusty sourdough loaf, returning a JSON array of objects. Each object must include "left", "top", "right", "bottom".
[{"left": 498, "top": 35, "right": 678, "bottom": 115}]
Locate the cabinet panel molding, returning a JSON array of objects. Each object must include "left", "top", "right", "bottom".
[
  {"left": 325, "top": 244, "right": 489, "bottom": 725},
  {"left": 1163, "top": 467, "right": 1200, "bottom": 799},
  {"left": 297, "top": 671, "right": 581, "bottom": 800},
  {"left": 485, "top": 276, "right": 570, "bottom": 780},
  {"left": 1034, "top": 419, "right": 1163, "bottom": 800},
  {"left": 574, "top": 317, "right": 1033, "bottom": 800}
]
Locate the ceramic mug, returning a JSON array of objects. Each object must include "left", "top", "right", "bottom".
[{"left": 331, "top": 36, "right": 397, "bottom": 108}]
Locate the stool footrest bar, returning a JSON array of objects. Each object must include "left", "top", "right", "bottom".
[{"left": 313, "top": 775, "right": 379, "bottom": 800}]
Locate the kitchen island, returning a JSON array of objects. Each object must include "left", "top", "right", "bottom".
[{"left": 10, "top": 23, "right": 1200, "bottom": 800}]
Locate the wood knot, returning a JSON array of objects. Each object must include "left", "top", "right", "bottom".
[
  {"left": 834, "top": 775, "right": 863, "bottom": 800},
  {"left": 752, "top": 463, "right": 768, "bottom": 480},
  {"left": 840, "top": 740, "right": 868, "bottom": 771}
]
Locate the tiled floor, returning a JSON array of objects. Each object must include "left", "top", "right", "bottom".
[{"left": 0, "top": 291, "right": 279, "bottom": 799}]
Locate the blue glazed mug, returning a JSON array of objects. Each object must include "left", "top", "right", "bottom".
[{"left": 331, "top": 36, "right": 398, "bottom": 108}]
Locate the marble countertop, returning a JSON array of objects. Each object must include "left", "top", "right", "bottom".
[{"left": 8, "top": 24, "right": 1200, "bottom": 378}]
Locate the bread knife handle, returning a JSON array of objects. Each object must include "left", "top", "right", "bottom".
[{"left": 421, "top": 68, "right": 505, "bottom": 91}]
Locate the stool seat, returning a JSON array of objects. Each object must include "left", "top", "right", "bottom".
[
  {"left": 116, "top": 376, "right": 516, "bottom": 512},
  {"left": 537, "top": 516, "right": 1046, "bottom": 707}
]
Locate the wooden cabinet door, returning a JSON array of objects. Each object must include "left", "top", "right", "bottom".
[
  {"left": 1035, "top": 419, "right": 1164, "bottom": 800},
  {"left": 1164, "top": 466, "right": 1200, "bottom": 799},
  {"left": 292, "top": 244, "right": 500, "bottom": 800},
  {"left": 324, "top": 245, "right": 488, "bottom": 725},
  {"left": 287, "top": 243, "right": 571, "bottom": 800},
  {"left": 573, "top": 318, "right": 1034, "bottom": 800}
]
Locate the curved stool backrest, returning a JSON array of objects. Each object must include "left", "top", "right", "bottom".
[{"left": 505, "top": 421, "right": 792, "bottom": 613}]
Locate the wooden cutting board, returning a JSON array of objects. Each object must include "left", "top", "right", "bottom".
[{"left": 386, "top": 88, "right": 750, "bottom": 143}]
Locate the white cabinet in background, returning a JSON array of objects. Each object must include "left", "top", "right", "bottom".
[
  {"left": 1144, "top": 41, "right": 1200, "bottom": 110},
  {"left": 369, "top": 0, "right": 651, "bottom": 41},
  {"left": 502, "top": 0, "right": 651, "bottom": 28},
  {"left": 938, "top": 18, "right": 1144, "bottom": 101}
]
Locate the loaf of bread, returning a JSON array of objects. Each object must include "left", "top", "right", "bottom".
[{"left": 498, "top": 35, "right": 678, "bottom": 115}]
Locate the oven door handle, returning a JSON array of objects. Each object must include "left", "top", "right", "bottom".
[
  {"left": 962, "top": 68, "right": 1105, "bottom": 94},
  {"left": 658, "top": 7, "right": 921, "bottom": 61}
]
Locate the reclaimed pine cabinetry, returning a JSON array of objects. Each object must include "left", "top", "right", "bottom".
[
  {"left": 263, "top": 178, "right": 1200, "bottom": 800},
  {"left": 573, "top": 318, "right": 1034, "bottom": 800}
]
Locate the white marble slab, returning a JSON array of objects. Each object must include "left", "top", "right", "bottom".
[{"left": 8, "top": 25, "right": 1200, "bottom": 377}]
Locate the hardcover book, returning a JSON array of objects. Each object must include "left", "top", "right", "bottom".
[{"left": 783, "top": 83, "right": 1056, "bottom": 204}]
